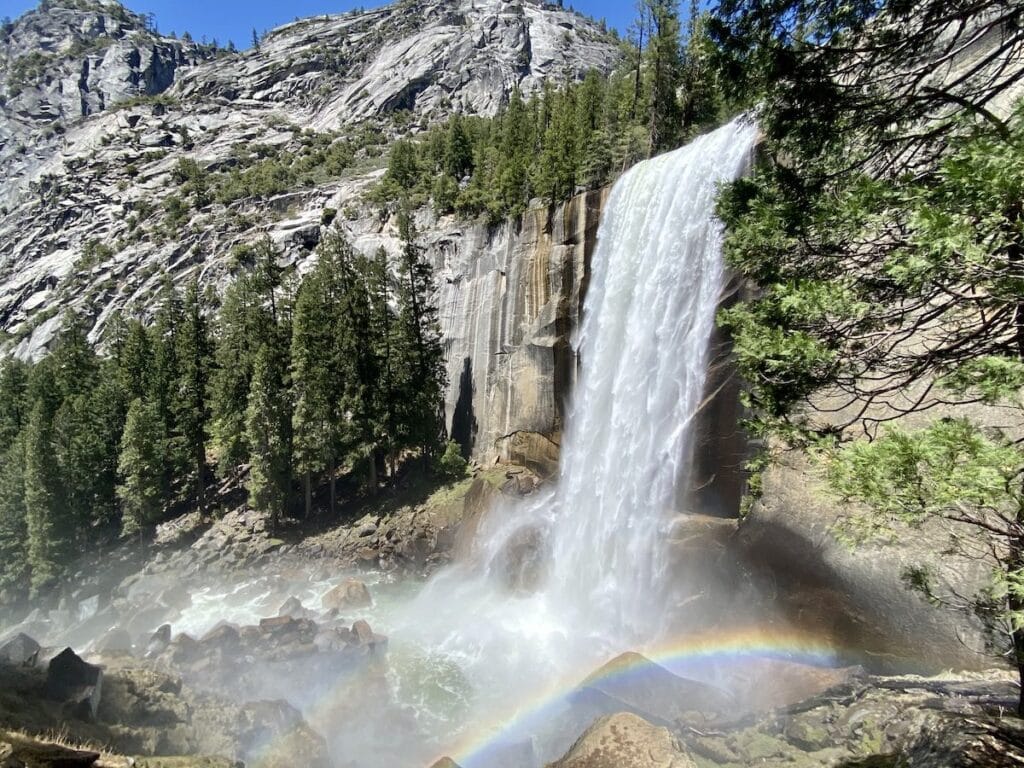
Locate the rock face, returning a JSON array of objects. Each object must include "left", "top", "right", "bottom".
[
  {"left": 436, "top": 190, "right": 606, "bottom": 466},
  {"left": 173, "top": 0, "right": 620, "bottom": 127},
  {"left": 550, "top": 712, "right": 696, "bottom": 768},
  {"left": 0, "top": 1, "right": 617, "bottom": 469},
  {"left": 0, "top": 2, "right": 207, "bottom": 168}
]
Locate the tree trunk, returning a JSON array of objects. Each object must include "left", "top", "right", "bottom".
[
  {"left": 303, "top": 470, "right": 312, "bottom": 518},
  {"left": 195, "top": 444, "right": 205, "bottom": 513},
  {"left": 329, "top": 472, "right": 337, "bottom": 517},
  {"left": 367, "top": 454, "right": 378, "bottom": 497}
]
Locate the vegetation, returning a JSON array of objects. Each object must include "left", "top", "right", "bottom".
[
  {"left": 0, "top": 233, "right": 447, "bottom": 598},
  {"left": 372, "top": 1, "right": 727, "bottom": 222},
  {"left": 711, "top": 0, "right": 1024, "bottom": 709}
]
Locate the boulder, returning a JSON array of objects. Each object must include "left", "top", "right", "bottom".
[
  {"left": 200, "top": 623, "right": 241, "bottom": 651},
  {"left": 44, "top": 648, "right": 103, "bottom": 720},
  {"left": 321, "top": 579, "right": 372, "bottom": 611},
  {"left": 349, "top": 620, "right": 388, "bottom": 654},
  {"left": 93, "top": 628, "right": 133, "bottom": 656},
  {"left": 0, "top": 735, "right": 100, "bottom": 767},
  {"left": 277, "top": 596, "right": 310, "bottom": 620},
  {"left": 0, "top": 633, "right": 41, "bottom": 667},
  {"left": 145, "top": 624, "right": 172, "bottom": 658},
  {"left": 551, "top": 712, "right": 696, "bottom": 768},
  {"left": 573, "top": 653, "right": 732, "bottom": 725}
]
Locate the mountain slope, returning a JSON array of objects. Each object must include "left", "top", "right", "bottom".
[{"left": 0, "top": 0, "right": 621, "bottom": 360}]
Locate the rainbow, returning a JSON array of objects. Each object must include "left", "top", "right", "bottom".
[
  {"left": 245, "top": 625, "right": 844, "bottom": 767},
  {"left": 440, "top": 625, "right": 842, "bottom": 768}
]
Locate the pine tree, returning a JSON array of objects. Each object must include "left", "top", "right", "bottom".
[
  {"left": 0, "top": 358, "right": 30, "bottom": 447},
  {"left": 644, "top": 0, "right": 684, "bottom": 154},
  {"left": 0, "top": 434, "right": 28, "bottom": 596},
  {"left": 174, "top": 279, "right": 214, "bottom": 508},
  {"left": 338, "top": 246, "right": 384, "bottom": 495},
  {"left": 149, "top": 281, "right": 184, "bottom": 495},
  {"left": 496, "top": 89, "right": 535, "bottom": 215},
  {"left": 445, "top": 111, "right": 474, "bottom": 180},
  {"left": 111, "top": 316, "right": 152, "bottom": 403},
  {"left": 245, "top": 344, "right": 291, "bottom": 529},
  {"left": 51, "top": 312, "right": 98, "bottom": 400},
  {"left": 394, "top": 209, "right": 447, "bottom": 457},
  {"left": 24, "top": 400, "right": 66, "bottom": 592},
  {"left": 211, "top": 243, "right": 284, "bottom": 478},
  {"left": 117, "top": 398, "right": 165, "bottom": 540},
  {"left": 367, "top": 247, "right": 400, "bottom": 478},
  {"left": 291, "top": 249, "right": 342, "bottom": 517}
]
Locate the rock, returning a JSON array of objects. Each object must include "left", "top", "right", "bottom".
[
  {"left": 145, "top": 624, "right": 172, "bottom": 658},
  {"left": 321, "top": 579, "right": 372, "bottom": 611},
  {"left": 162, "top": 633, "right": 202, "bottom": 665},
  {"left": 574, "top": 653, "right": 732, "bottom": 725},
  {"left": 247, "top": 721, "right": 330, "bottom": 768},
  {"left": 349, "top": 620, "right": 388, "bottom": 654},
  {"left": 0, "top": 735, "right": 100, "bottom": 767},
  {"left": 200, "top": 623, "right": 241, "bottom": 651},
  {"left": 551, "top": 712, "right": 696, "bottom": 768},
  {"left": 44, "top": 648, "right": 103, "bottom": 720},
  {"left": 93, "top": 627, "right": 133, "bottom": 656},
  {"left": 429, "top": 760, "right": 462, "bottom": 768},
  {"left": 0, "top": 633, "right": 41, "bottom": 667},
  {"left": 277, "top": 596, "right": 309, "bottom": 619}
]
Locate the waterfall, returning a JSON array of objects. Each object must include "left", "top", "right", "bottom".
[{"left": 400, "top": 118, "right": 759, "bottom": 764}]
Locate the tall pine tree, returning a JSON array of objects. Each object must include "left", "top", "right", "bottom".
[
  {"left": 117, "top": 398, "right": 165, "bottom": 539},
  {"left": 245, "top": 344, "right": 291, "bottom": 529}
]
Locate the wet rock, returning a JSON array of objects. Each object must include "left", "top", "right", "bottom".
[
  {"left": 200, "top": 623, "right": 241, "bottom": 651},
  {"left": 145, "top": 624, "right": 172, "bottom": 658},
  {"left": 573, "top": 653, "right": 732, "bottom": 726},
  {"left": 349, "top": 620, "right": 388, "bottom": 654},
  {"left": 240, "top": 701, "right": 330, "bottom": 768},
  {"left": 551, "top": 712, "right": 696, "bottom": 768},
  {"left": 321, "top": 579, "right": 372, "bottom": 611},
  {"left": 93, "top": 627, "right": 133, "bottom": 656},
  {"left": 494, "top": 524, "right": 548, "bottom": 593},
  {"left": 161, "top": 633, "right": 202, "bottom": 665},
  {"left": 277, "top": 596, "right": 311, "bottom": 620},
  {"left": 0, "top": 633, "right": 41, "bottom": 667},
  {"left": 44, "top": 648, "right": 103, "bottom": 720}
]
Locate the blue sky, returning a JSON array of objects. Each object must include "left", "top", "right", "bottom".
[{"left": 0, "top": 1, "right": 640, "bottom": 48}]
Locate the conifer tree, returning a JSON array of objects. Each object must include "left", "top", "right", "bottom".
[
  {"left": 0, "top": 358, "right": 30, "bottom": 447},
  {"left": 445, "top": 112, "right": 474, "bottom": 180},
  {"left": 291, "top": 251, "right": 342, "bottom": 516},
  {"left": 149, "top": 281, "right": 184, "bottom": 494},
  {"left": 24, "top": 399, "right": 66, "bottom": 592},
  {"left": 111, "top": 316, "right": 152, "bottom": 403},
  {"left": 245, "top": 344, "right": 291, "bottom": 529},
  {"left": 174, "top": 279, "right": 214, "bottom": 508},
  {"left": 643, "top": 0, "right": 684, "bottom": 154},
  {"left": 0, "top": 434, "right": 28, "bottom": 595},
  {"left": 367, "top": 247, "right": 400, "bottom": 477},
  {"left": 211, "top": 241, "right": 284, "bottom": 478},
  {"left": 117, "top": 398, "right": 165, "bottom": 540},
  {"left": 496, "top": 89, "right": 535, "bottom": 215},
  {"left": 394, "top": 208, "right": 446, "bottom": 457}
]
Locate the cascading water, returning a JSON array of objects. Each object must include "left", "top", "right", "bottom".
[{"left": 398, "top": 117, "right": 760, "bottom": 766}]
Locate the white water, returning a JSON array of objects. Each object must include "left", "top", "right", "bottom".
[{"left": 397, "top": 117, "right": 760, "bottom": 764}]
